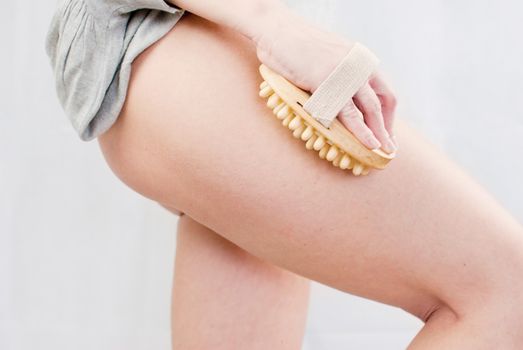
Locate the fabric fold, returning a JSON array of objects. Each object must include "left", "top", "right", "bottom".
[{"left": 45, "top": 0, "right": 185, "bottom": 141}]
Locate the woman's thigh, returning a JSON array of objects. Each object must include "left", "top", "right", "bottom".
[
  {"left": 98, "top": 13, "right": 523, "bottom": 321},
  {"left": 172, "top": 214, "right": 310, "bottom": 349}
]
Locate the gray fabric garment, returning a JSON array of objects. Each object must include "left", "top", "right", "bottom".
[{"left": 45, "top": 0, "right": 185, "bottom": 141}]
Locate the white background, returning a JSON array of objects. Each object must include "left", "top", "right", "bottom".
[{"left": 1, "top": 0, "right": 522, "bottom": 349}]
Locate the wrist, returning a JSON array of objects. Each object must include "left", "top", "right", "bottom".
[{"left": 236, "top": 0, "right": 290, "bottom": 44}]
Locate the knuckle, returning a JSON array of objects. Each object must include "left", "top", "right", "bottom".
[
  {"left": 359, "top": 88, "right": 373, "bottom": 102},
  {"left": 359, "top": 90, "right": 382, "bottom": 116},
  {"left": 369, "top": 100, "right": 382, "bottom": 116},
  {"left": 341, "top": 101, "right": 358, "bottom": 114},
  {"left": 348, "top": 110, "right": 364, "bottom": 122},
  {"left": 387, "top": 94, "right": 398, "bottom": 109},
  {"left": 341, "top": 105, "right": 363, "bottom": 122}
]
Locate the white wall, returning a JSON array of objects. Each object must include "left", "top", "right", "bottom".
[
  {"left": 287, "top": 1, "right": 523, "bottom": 348},
  {"left": 1, "top": 1, "right": 522, "bottom": 349}
]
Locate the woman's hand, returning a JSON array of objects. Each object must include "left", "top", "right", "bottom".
[
  {"left": 168, "top": 0, "right": 396, "bottom": 152},
  {"left": 251, "top": 6, "right": 398, "bottom": 153}
]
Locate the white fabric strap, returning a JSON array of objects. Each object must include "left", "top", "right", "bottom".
[{"left": 303, "top": 42, "right": 380, "bottom": 128}]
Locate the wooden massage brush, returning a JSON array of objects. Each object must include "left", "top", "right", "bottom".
[{"left": 257, "top": 43, "right": 396, "bottom": 176}]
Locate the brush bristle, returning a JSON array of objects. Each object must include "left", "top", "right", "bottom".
[{"left": 259, "top": 80, "right": 370, "bottom": 176}]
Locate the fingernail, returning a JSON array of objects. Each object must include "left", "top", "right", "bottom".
[
  {"left": 391, "top": 135, "right": 399, "bottom": 149},
  {"left": 383, "top": 138, "right": 397, "bottom": 153}
]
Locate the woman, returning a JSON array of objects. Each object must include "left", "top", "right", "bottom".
[{"left": 47, "top": 0, "right": 523, "bottom": 348}]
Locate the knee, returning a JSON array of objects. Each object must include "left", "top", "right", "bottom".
[
  {"left": 416, "top": 241, "right": 523, "bottom": 327},
  {"left": 472, "top": 246, "right": 523, "bottom": 316},
  {"left": 448, "top": 245, "right": 523, "bottom": 343}
]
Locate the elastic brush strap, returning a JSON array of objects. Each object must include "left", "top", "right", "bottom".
[{"left": 303, "top": 42, "right": 380, "bottom": 128}]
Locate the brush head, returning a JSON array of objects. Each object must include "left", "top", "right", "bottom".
[{"left": 258, "top": 64, "right": 395, "bottom": 176}]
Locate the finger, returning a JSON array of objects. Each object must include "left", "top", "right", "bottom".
[
  {"left": 337, "top": 100, "right": 381, "bottom": 150},
  {"left": 369, "top": 73, "right": 397, "bottom": 144},
  {"left": 353, "top": 83, "right": 396, "bottom": 153}
]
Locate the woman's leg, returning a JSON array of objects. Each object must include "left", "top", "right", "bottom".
[
  {"left": 171, "top": 212, "right": 310, "bottom": 349},
  {"left": 98, "top": 13, "right": 523, "bottom": 348}
]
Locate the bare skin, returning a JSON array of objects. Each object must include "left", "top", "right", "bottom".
[
  {"left": 98, "top": 14, "right": 523, "bottom": 349},
  {"left": 168, "top": 0, "right": 399, "bottom": 152},
  {"left": 172, "top": 214, "right": 310, "bottom": 349}
]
